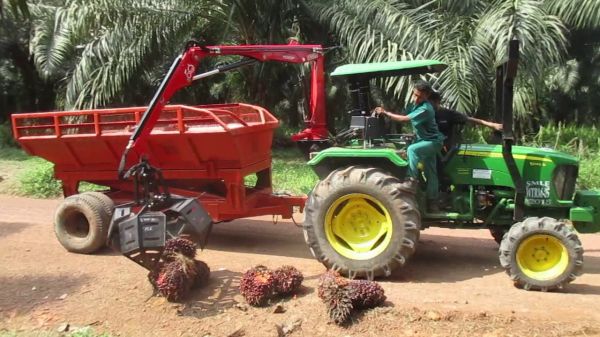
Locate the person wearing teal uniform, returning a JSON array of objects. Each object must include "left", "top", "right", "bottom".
[{"left": 374, "top": 80, "right": 444, "bottom": 212}]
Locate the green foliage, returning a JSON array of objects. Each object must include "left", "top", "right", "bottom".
[
  {"left": 524, "top": 124, "right": 600, "bottom": 155},
  {"left": 307, "top": 0, "right": 600, "bottom": 127},
  {"left": 245, "top": 148, "right": 318, "bottom": 194},
  {"left": 0, "top": 147, "right": 28, "bottom": 160},
  {"left": 0, "top": 122, "right": 18, "bottom": 148},
  {"left": 17, "top": 158, "right": 62, "bottom": 198},
  {"left": 578, "top": 155, "right": 600, "bottom": 190},
  {"left": 271, "top": 149, "right": 318, "bottom": 194},
  {"left": 272, "top": 124, "right": 301, "bottom": 148},
  {"left": 79, "top": 182, "right": 109, "bottom": 193}
]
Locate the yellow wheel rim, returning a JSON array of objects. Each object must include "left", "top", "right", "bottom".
[
  {"left": 324, "top": 193, "right": 393, "bottom": 260},
  {"left": 516, "top": 234, "right": 569, "bottom": 281}
]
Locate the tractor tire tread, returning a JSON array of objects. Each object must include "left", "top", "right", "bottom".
[
  {"left": 499, "top": 216, "right": 583, "bottom": 291},
  {"left": 303, "top": 166, "right": 421, "bottom": 280}
]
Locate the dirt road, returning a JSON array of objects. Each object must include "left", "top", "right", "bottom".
[{"left": 1, "top": 195, "right": 600, "bottom": 337}]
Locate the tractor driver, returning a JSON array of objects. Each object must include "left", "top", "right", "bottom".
[
  {"left": 430, "top": 91, "right": 503, "bottom": 151},
  {"left": 374, "top": 80, "right": 444, "bottom": 213}
]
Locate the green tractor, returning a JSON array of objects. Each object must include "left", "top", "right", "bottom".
[{"left": 302, "top": 40, "right": 600, "bottom": 291}]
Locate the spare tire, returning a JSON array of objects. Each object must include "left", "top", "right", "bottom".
[{"left": 54, "top": 195, "right": 107, "bottom": 254}]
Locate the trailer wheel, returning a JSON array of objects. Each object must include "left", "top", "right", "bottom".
[
  {"left": 78, "top": 192, "right": 114, "bottom": 221},
  {"left": 303, "top": 166, "right": 421, "bottom": 280},
  {"left": 54, "top": 196, "right": 107, "bottom": 254},
  {"left": 499, "top": 217, "right": 583, "bottom": 291}
]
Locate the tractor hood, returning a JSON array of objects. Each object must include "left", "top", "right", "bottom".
[
  {"left": 457, "top": 144, "right": 579, "bottom": 166},
  {"left": 331, "top": 60, "right": 447, "bottom": 79}
]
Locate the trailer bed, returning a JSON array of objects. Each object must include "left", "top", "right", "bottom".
[{"left": 12, "top": 103, "right": 305, "bottom": 221}]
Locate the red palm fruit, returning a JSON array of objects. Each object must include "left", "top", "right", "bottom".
[
  {"left": 317, "top": 270, "right": 353, "bottom": 325},
  {"left": 193, "top": 259, "right": 210, "bottom": 289},
  {"left": 156, "top": 260, "right": 191, "bottom": 302},
  {"left": 272, "top": 265, "right": 303, "bottom": 295},
  {"left": 239, "top": 265, "right": 275, "bottom": 306},
  {"left": 163, "top": 238, "right": 197, "bottom": 261},
  {"left": 348, "top": 280, "right": 386, "bottom": 309}
]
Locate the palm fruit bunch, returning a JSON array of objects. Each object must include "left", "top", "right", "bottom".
[
  {"left": 155, "top": 256, "right": 191, "bottom": 301},
  {"left": 194, "top": 259, "right": 211, "bottom": 288},
  {"left": 347, "top": 280, "right": 386, "bottom": 309},
  {"left": 317, "top": 270, "right": 353, "bottom": 325},
  {"left": 272, "top": 265, "right": 304, "bottom": 295},
  {"left": 239, "top": 265, "right": 304, "bottom": 306},
  {"left": 163, "top": 237, "right": 197, "bottom": 260},
  {"left": 239, "top": 265, "right": 275, "bottom": 306},
  {"left": 148, "top": 238, "right": 211, "bottom": 302},
  {"left": 317, "top": 270, "right": 386, "bottom": 325}
]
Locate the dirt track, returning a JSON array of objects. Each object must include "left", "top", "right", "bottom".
[{"left": 1, "top": 195, "right": 600, "bottom": 337}]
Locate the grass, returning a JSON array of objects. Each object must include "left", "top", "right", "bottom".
[
  {"left": 0, "top": 148, "right": 107, "bottom": 198},
  {"left": 271, "top": 148, "right": 317, "bottom": 194}
]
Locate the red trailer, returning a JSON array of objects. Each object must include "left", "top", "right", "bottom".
[
  {"left": 12, "top": 103, "right": 305, "bottom": 221},
  {"left": 12, "top": 43, "right": 326, "bottom": 263}
]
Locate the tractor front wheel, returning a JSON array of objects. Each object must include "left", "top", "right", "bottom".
[
  {"left": 303, "top": 166, "right": 421, "bottom": 280},
  {"left": 499, "top": 217, "right": 583, "bottom": 291}
]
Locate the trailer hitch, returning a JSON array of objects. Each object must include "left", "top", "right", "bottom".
[{"left": 107, "top": 158, "right": 213, "bottom": 271}]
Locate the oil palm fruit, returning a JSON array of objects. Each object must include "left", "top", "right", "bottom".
[
  {"left": 239, "top": 265, "right": 275, "bottom": 306},
  {"left": 318, "top": 270, "right": 353, "bottom": 325},
  {"left": 193, "top": 259, "right": 211, "bottom": 288},
  {"left": 272, "top": 265, "right": 303, "bottom": 295},
  {"left": 163, "top": 237, "right": 197, "bottom": 260},
  {"left": 156, "top": 259, "right": 191, "bottom": 301},
  {"left": 348, "top": 280, "right": 386, "bottom": 309}
]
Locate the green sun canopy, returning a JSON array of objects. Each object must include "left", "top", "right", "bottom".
[{"left": 331, "top": 60, "right": 447, "bottom": 78}]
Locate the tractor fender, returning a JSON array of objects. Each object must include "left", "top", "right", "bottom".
[{"left": 308, "top": 147, "right": 407, "bottom": 179}]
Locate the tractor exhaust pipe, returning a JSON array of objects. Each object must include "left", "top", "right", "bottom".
[{"left": 497, "top": 40, "right": 524, "bottom": 220}]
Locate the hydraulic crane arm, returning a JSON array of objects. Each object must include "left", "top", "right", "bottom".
[{"left": 118, "top": 42, "right": 328, "bottom": 178}]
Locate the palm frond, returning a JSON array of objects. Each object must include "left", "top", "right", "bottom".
[{"left": 546, "top": 0, "right": 600, "bottom": 30}]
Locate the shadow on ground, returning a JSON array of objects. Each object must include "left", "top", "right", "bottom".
[
  {"left": 0, "top": 222, "right": 32, "bottom": 238},
  {"left": 207, "top": 219, "right": 312, "bottom": 259},
  {"left": 179, "top": 269, "right": 242, "bottom": 319},
  {"left": 0, "top": 274, "right": 89, "bottom": 317},
  {"left": 392, "top": 233, "right": 503, "bottom": 283}
]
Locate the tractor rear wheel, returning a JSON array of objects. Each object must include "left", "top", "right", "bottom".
[
  {"left": 499, "top": 217, "right": 583, "bottom": 291},
  {"left": 54, "top": 195, "right": 108, "bottom": 254},
  {"left": 303, "top": 166, "right": 421, "bottom": 280}
]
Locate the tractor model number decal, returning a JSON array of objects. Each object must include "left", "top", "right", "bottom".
[
  {"left": 472, "top": 169, "right": 492, "bottom": 179},
  {"left": 526, "top": 180, "right": 551, "bottom": 205}
]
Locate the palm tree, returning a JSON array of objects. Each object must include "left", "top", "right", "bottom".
[
  {"left": 27, "top": 0, "right": 221, "bottom": 109},
  {"left": 1, "top": 0, "right": 55, "bottom": 119},
  {"left": 25, "top": 0, "right": 324, "bottom": 121},
  {"left": 306, "top": 0, "right": 600, "bottom": 130}
]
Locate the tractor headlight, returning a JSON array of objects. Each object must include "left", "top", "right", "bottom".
[{"left": 553, "top": 165, "right": 578, "bottom": 200}]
